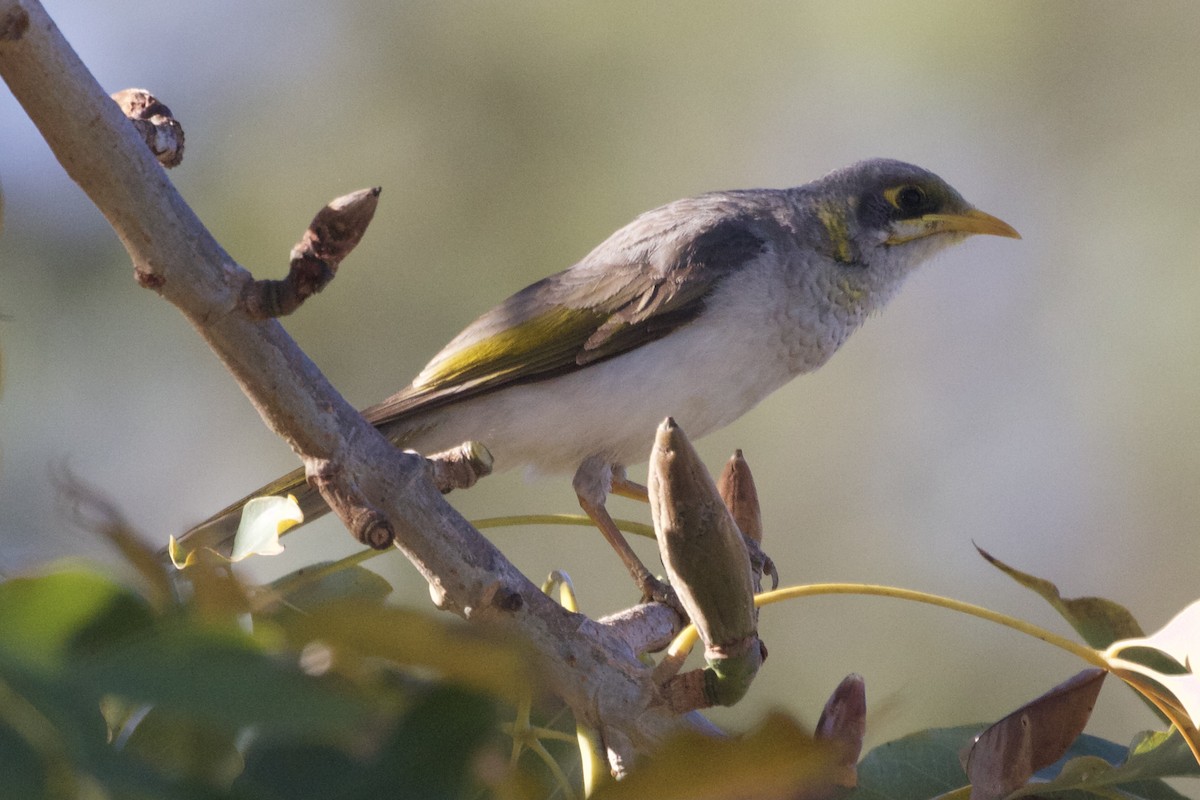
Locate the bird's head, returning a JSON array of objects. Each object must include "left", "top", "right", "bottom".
[{"left": 800, "top": 159, "right": 1019, "bottom": 312}]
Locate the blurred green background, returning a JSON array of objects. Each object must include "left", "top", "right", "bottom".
[{"left": 3, "top": 0, "right": 1199, "bottom": 763}]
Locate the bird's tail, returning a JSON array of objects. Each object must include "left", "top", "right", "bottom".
[
  {"left": 168, "top": 396, "right": 443, "bottom": 560},
  {"left": 169, "top": 465, "right": 331, "bottom": 559}
]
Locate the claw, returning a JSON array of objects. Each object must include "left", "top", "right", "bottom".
[
  {"left": 639, "top": 574, "right": 686, "bottom": 617},
  {"left": 742, "top": 536, "right": 779, "bottom": 592}
]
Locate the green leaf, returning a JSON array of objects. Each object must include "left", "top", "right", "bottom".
[
  {"left": 117, "top": 706, "right": 244, "bottom": 788},
  {"left": 851, "top": 725, "right": 975, "bottom": 798},
  {"left": 54, "top": 475, "right": 175, "bottom": 611},
  {"left": 236, "top": 685, "right": 499, "bottom": 800},
  {"left": 365, "top": 685, "right": 499, "bottom": 799},
  {"left": 1010, "top": 730, "right": 1193, "bottom": 799},
  {"left": 0, "top": 571, "right": 147, "bottom": 673},
  {"left": 73, "top": 623, "right": 368, "bottom": 737},
  {"left": 0, "top": 708, "right": 51, "bottom": 799},
  {"left": 280, "top": 599, "right": 535, "bottom": 703},
  {"left": 850, "top": 726, "right": 1192, "bottom": 800},
  {"left": 236, "top": 742, "right": 360, "bottom": 800},
  {"left": 975, "top": 545, "right": 1142, "bottom": 649},
  {"left": 266, "top": 562, "right": 394, "bottom": 617},
  {"left": 1103, "top": 598, "right": 1200, "bottom": 755},
  {"left": 978, "top": 548, "right": 1189, "bottom": 726},
  {"left": 1125, "top": 728, "right": 1200, "bottom": 778}
]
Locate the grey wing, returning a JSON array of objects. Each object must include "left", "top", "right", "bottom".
[
  {"left": 362, "top": 205, "right": 772, "bottom": 427},
  {"left": 571, "top": 211, "right": 771, "bottom": 364}
]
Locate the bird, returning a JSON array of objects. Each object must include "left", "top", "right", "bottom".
[{"left": 178, "top": 158, "right": 1019, "bottom": 603}]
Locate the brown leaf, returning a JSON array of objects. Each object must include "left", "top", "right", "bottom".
[{"left": 963, "top": 668, "right": 1106, "bottom": 800}]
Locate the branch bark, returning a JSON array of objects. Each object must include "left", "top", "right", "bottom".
[{"left": 0, "top": 0, "right": 683, "bottom": 769}]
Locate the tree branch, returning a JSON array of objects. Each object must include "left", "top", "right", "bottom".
[{"left": 0, "top": 0, "right": 682, "bottom": 769}]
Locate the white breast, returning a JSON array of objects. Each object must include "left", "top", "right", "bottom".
[{"left": 395, "top": 252, "right": 862, "bottom": 476}]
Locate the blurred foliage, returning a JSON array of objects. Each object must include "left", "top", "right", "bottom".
[
  {"left": 0, "top": 561, "right": 516, "bottom": 799},
  {"left": 0, "top": 485, "right": 1197, "bottom": 797}
]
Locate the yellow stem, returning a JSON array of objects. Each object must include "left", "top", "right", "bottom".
[{"left": 669, "top": 582, "right": 1107, "bottom": 669}]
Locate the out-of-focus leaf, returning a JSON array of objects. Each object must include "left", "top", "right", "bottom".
[
  {"left": 0, "top": 571, "right": 144, "bottom": 672},
  {"left": 229, "top": 495, "right": 302, "bottom": 562},
  {"left": 168, "top": 535, "right": 197, "bottom": 570},
  {"left": 592, "top": 712, "right": 838, "bottom": 800},
  {"left": 236, "top": 741, "right": 359, "bottom": 800},
  {"left": 117, "top": 706, "right": 243, "bottom": 788},
  {"left": 367, "top": 685, "right": 500, "bottom": 799},
  {"left": 0, "top": 723, "right": 45, "bottom": 800},
  {"left": 74, "top": 623, "right": 368, "bottom": 736},
  {"left": 55, "top": 474, "right": 175, "bottom": 611},
  {"left": 281, "top": 599, "right": 534, "bottom": 703},
  {"left": 0, "top": 664, "right": 116, "bottom": 799},
  {"left": 170, "top": 547, "right": 252, "bottom": 621},
  {"left": 976, "top": 546, "right": 1142, "bottom": 649},
  {"left": 964, "top": 669, "right": 1105, "bottom": 800},
  {"left": 236, "top": 685, "right": 501, "bottom": 800},
  {"left": 265, "top": 562, "right": 393, "bottom": 617},
  {"left": 1105, "top": 598, "right": 1200, "bottom": 764}
]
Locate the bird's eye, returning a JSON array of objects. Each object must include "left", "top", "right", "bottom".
[{"left": 891, "top": 184, "right": 928, "bottom": 214}]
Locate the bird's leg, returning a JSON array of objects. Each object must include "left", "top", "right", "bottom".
[
  {"left": 609, "top": 470, "right": 649, "bottom": 503},
  {"left": 573, "top": 457, "right": 679, "bottom": 611}
]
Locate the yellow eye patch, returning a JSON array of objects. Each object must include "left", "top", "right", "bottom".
[{"left": 883, "top": 184, "right": 931, "bottom": 214}]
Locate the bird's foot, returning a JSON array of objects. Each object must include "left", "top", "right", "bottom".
[
  {"left": 639, "top": 574, "right": 686, "bottom": 618},
  {"left": 743, "top": 536, "right": 779, "bottom": 592}
]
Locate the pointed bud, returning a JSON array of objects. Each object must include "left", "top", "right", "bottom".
[
  {"left": 717, "top": 449, "right": 762, "bottom": 543},
  {"left": 717, "top": 449, "right": 778, "bottom": 590},
  {"left": 811, "top": 674, "right": 866, "bottom": 795},
  {"left": 649, "top": 418, "right": 762, "bottom": 707}
]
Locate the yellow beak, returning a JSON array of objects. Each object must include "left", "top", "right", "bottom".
[
  {"left": 925, "top": 208, "right": 1021, "bottom": 239},
  {"left": 885, "top": 207, "right": 1021, "bottom": 245}
]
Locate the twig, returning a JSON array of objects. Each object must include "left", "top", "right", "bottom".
[
  {"left": 111, "top": 88, "right": 184, "bottom": 168},
  {"left": 241, "top": 187, "right": 381, "bottom": 319}
]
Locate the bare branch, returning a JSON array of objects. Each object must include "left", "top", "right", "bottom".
[
  {"left": 241, "top": 187, "right": 381, "bottom": 319},
  {"left": 0, "top": 0, "right": 685, "bottom": 767},
  {"left": 425, "top": 441, "right": 494, "bottom": 493}
]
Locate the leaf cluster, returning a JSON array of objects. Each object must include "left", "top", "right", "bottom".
[{"left": 0, "top": 537, "right": 528, "bottom": 799}]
